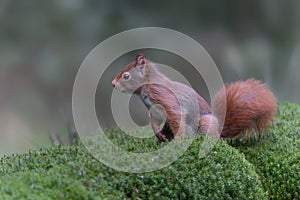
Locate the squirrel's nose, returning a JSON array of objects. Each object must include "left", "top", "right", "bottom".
[{"left": 112, "top": 79, "right": 116, "bottom": 87}]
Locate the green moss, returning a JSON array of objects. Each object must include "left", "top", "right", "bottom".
[
  {"left": 0, "top": 103, "right": 299, "bottom": 199},
  {"left": 0, "top": 169, "right": 94, "bottom": 199},
  {"left": 232, "top": 103, "right": 300, "bottom": 199},
  {"left": 114, "top": 139, "right": 266, "bottom": 199},
  {"left": 0, "top": 136, "right": 265, "bottom": 199},
  {"left": 0, "top": 148, "right": 124, "bottom": 200}
]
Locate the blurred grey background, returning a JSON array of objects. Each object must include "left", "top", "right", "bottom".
[{"left": 0, "top": 0, "right": 299, "bottom": 154}]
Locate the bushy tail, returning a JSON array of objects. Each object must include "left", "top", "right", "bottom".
[{"left": 213, "top": 79, "right": 277, "bottom": 139}]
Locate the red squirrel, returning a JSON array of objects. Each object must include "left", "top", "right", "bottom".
[{"left": 112, "top": 53, "right": 277, "bottom": 142}]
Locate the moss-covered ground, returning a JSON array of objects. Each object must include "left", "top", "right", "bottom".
[{"left": 0, "top": 103, "right": 299, "bottom": 199}]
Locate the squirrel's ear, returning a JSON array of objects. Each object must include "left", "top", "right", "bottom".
[
  {"left": 135, "top": 53, "right": 146, "bottom": 75},
  {"left": 136, "top": 53, "right": 145, "bottom": 65}
]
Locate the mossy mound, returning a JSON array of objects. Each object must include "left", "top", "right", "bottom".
[
  {"left": 232, "top": 103, "right": 300, "bottom": 199},
  {"left": 0, "top": 137, "right": 265, "bottom": 199},
  {"left": 0, "top": 168, "right": 101, "bottom": 199},
  {"left": 0, "top": 103, "right": 299, "bottom": 199},
  {"left": 114, "top": 140, "right": 266, "bottom": 199}
]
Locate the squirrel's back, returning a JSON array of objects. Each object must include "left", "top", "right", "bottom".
[{"left": 213, "top": 79, "right": 277, "bottom": 139}]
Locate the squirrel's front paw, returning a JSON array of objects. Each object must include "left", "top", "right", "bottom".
[{"left": 155, "top": 132, "right": 168, "bottom": 142}]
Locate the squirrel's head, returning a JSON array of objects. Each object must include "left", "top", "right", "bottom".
[{"left": 112, "top": 53, "right": 148, "bottom": 94}]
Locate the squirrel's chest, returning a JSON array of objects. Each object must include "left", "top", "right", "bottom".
[{"left": 139, "top": 91, "right": 166, "bottom": 123}]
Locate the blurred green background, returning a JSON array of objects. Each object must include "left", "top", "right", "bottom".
[{"left": 0, "top": 0, "right": 299, "bottom": 154}]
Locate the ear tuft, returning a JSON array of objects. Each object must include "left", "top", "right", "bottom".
[{"left": 136, "top": 53, "right": 145, "bottom": 65}]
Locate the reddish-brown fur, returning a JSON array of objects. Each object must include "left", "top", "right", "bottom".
[
  {"left": 114, "top": 61, "right": 135, "bottom": 81},
  {"left": 113, "top": 54, "right": 277, "bottom": 141},
  {"left": 114, "top": 53, "right": 144, "bottom": 82},
  {"left": 142, "top": 84, "right": 182, "bottom": 136},
  {"left": 213, "top": 79, "right": 277, "bottom": 138},
  {"left": 141, "top": 84, "right": 211, "bottom": 140}
]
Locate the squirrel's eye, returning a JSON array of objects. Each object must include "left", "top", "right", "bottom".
[{"left": 122, "top": 72, "right": 130, "bottom": 80}]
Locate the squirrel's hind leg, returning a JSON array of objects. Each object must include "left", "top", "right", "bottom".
[{"left": 150, "top": 118, "right": 167, "bottom": 142}]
